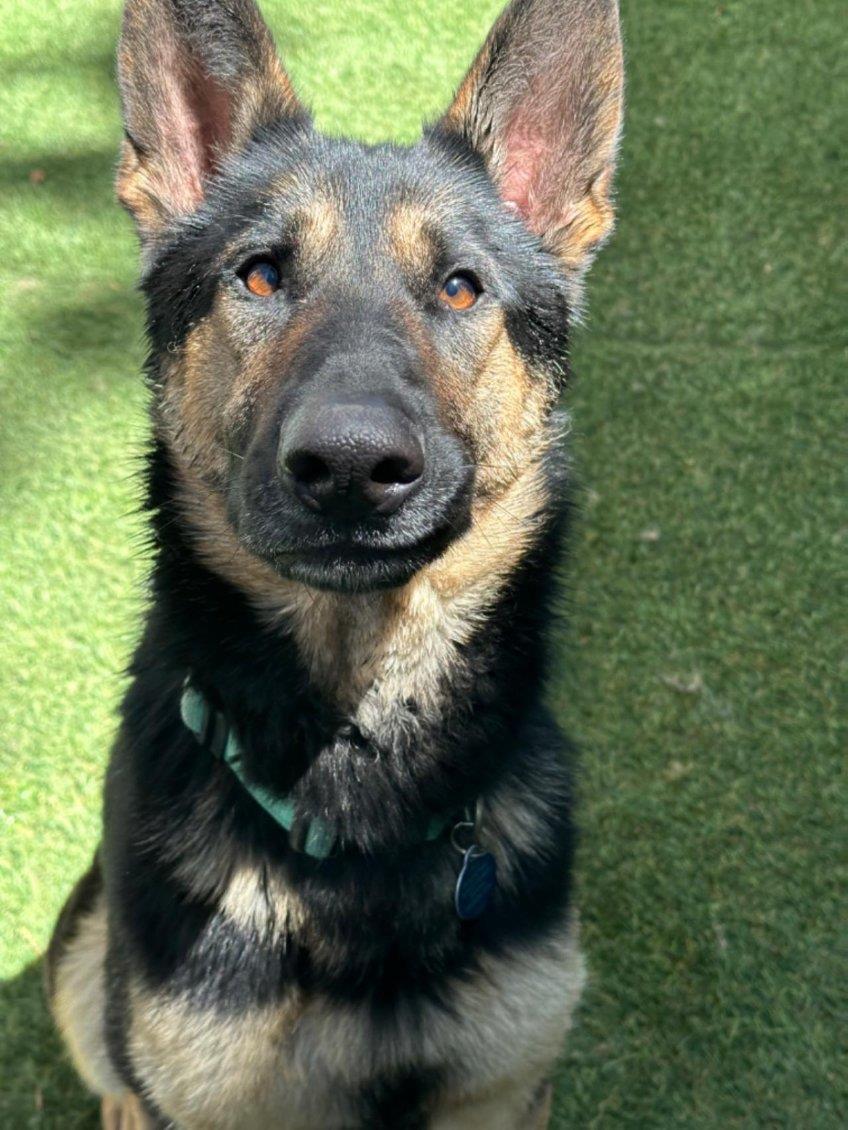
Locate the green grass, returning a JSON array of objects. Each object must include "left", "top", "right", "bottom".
[{"left": 0, "top": 0, "right": 845, "bottom": 1125}]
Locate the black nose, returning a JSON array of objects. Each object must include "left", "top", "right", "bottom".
[{"left": 280, "top": 397, "right": 425, "bottom": 518}]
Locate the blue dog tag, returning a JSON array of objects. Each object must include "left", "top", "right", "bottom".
[{"left": 454, "top": 846, "right": 497, "bottom": 921}]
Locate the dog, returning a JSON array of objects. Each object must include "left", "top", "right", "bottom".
[{"left": 45, "top": 0, "right": 623, "bottom": 1125}]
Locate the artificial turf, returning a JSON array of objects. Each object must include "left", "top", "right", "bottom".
[{"left": 0, "top": 0, "right": 845, "bottom": 1125}]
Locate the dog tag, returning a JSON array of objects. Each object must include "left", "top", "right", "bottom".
[{"left": 454, "top": 846, "right": 497, "bottom": 921}]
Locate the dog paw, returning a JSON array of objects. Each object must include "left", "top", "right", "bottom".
[{"left": 101, "top": 1093, "right": 155, "bottom": 1130}]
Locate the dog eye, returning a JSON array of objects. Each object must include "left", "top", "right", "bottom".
[
  {"left": 439, "top": 273, "right": 480, "bottom": 311},
  {"left": 241, "top": 259, "right": 280, "bottom": 298}
]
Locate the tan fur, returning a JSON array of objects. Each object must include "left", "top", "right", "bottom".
[
  {"left": 218, "top": 859, "right": 306, "bottom": 939},
  {"left": 159, "top": 283, "right": 556, "bottom": 725},
  {"left": 232, "top": 58, "right": 300, "bottom": 149},
  {"left": 52, "top": 861, "right": 581, "bottom": 1128},
  {"left": 93, "top": 293, "right": 571, "bottom": 1123},
  {"left": 169, "top": 439, "right": 551, "bottom": 734},
  {"left": 139, "top": 791, "right": 308, "bottom": 951},
  {"left": 116, "top": 916, "right": 583, "bottom": 1128},
  {"left": 458, "top": 323, "right": 555, "bottom": 498},
  {"left": 387, "top": 202, "right": 439, "bottom": 281},
  {"left": 62, "top": 4, "right": 626, "bottom": 1123},
  {"left": 292, "top": 195, "right": 344, "bottom": 272},
  {"left": 101, "top": 1093, "right": 156, "bottom": 1130},
  {"left": 550, "top": 164, "right": 618, "bottom": 273},
  {"left": 117, "top": 138, "right": 175, "bottom": 241},
  {"left": 147, "top": 160, "right": 559, "bottom": 711},
  {"left": 155, "top": 298, "right": 326, "bottom": 486},
  {"left": 394, "top": 300, "right": 558, "bottom": 497},
  {"left": 441, "top": 44, "right": 488, "bottom": 139},
  {"left": 50, "top": 892, "right": 124, "bottom": 1098},
  {"left": 100, "top": 1065, "right": 553, "bottom": 1127},
  {"left": 156, "top": 314, "right": 234, "bottom": 484},
  {"left": 126, "top": 979, "right": 307, "bottom": 1130},
  {"left": 431, "top": 1075, "right": 550, "bottom": 1129}
]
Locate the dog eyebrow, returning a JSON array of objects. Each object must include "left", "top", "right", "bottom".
[
  {"left": 295, "top": 196, "right": 342, "bottom": 266},
  {"left": 386, "top": 202, "right": 442, "bottom": 280},
  {"left": 218, "top": 188, "right": 342, "bottom": 263}
]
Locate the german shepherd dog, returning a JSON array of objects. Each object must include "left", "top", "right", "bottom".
[{"left": 46, "top": 0, "right": 623, "bottom": 1125}]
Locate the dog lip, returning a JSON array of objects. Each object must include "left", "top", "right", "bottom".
[
  {"left": 253, "top": 471, "right": 474, "bottom": 563},
  {"left": 233, "top": 440, "right": 475, "bottom": 586},
  {"left": 266, "top": 521, "right": 460, "bottom": 563},
  {"left": 251, "top": 507, "right": 471, "bottom": 591}
]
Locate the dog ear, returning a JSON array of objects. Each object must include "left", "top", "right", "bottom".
[
  {"left": 117, "top": 0, "right": 303, "bottom": 248},
  {"left": 440, "top": 0, "right": 624, "bottom": 273}
]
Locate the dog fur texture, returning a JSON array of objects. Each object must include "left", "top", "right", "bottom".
[{"left": 46, "top": 0, "right": 624, "bottom": 1125}]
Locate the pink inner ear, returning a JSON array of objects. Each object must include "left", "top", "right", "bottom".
[
  {"left": 500, "top": 129, "right": 544, "bottom": 219},
  {"left": 499, "top": 112, "right": 558, "bottom": 235},
  {"left": 497, "top": 91, "right": 581, "bottom": 239},
  {"left": 153, "top": 51, "right": 234, "bottom": 212},
  {"left": 186, "top": 65, "right": 234, "bottom": 177}
]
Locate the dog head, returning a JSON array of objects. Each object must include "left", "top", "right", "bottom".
[{"left": 118, "top": 0, "right": 623, "bottom": 594}]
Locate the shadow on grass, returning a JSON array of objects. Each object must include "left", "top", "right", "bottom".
[
  {"left": 3, "top": 43, "right": 116, "bottom": 81},
  {"left": 0, "top": 151, "right": 117, "bottom": 198},
  {"left": 0, "top": 960, "right": 98, "bottom": 1129},
  {"left": 30, "top": 284, "right": 145, "bottom": 365},
  {"left": 1, "top": 280, "right": 145, "bottom": 484}
]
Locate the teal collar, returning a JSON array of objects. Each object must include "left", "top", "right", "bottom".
[{"left": 180, "top": 682, "right": 450, "bottom": 860}]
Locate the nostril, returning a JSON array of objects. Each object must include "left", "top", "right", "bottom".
[
  {"left": 287, "top": 450, "right": 331, "bottom": 487},
  {"left": 370, "top": 455, "right": 422, "bottom": 486},
  {"left": 280, "top": 404, "right": 425, "bottom": 518}
]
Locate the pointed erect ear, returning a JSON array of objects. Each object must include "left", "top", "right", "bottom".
[
  {"left": 117, "top": 0, "right": 303, "bottom": 247},
  {"left": 440, "top": 0, "right": 624, "bottom": 273}
]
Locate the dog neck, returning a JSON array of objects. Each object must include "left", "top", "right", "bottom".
[
  {"left": 141, "top": 435, "right": 568, "bottom": 852},
  {"left": 164, "top": 436, "right": 564, "bottom": 731}
]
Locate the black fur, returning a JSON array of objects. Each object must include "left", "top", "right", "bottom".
[
  {"left": 88, "top": 117, "right": 580, "bottom": 1116},
  {"left": 357, "top": 1066, "right": 442, "bottom": 1128},
  {"left": 141, "top": 124, "right": 572, "bottom": 596},
  {"left": 49, "top": 0, "right": 618, "bottom": 1115},
  {"left": 104, "top": 437, "right": 575, "bottom": 1000},
  {"left": 47, "top": 0, "right": 629, "bottom": 1116}
]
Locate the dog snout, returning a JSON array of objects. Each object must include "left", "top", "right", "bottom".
[{"left": 280, "top": 397, "right": 424, "bottom": 519}]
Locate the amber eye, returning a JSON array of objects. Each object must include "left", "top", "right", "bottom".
[
  {"left": 242, "top": 259, "right": 280, "bottom": 297},
  {"left": 439, "top": 273, "right": 480, "bottom": 311}
]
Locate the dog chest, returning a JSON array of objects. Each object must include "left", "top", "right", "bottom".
[{"left": 124, "top": 920, "right": 584, "bottom": 1128}]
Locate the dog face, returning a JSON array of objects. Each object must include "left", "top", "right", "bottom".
[{"left": 118, "top": 0, "right": 623, "bottom": 594}]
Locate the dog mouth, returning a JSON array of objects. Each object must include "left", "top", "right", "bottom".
[
  {"left": 258, "top": 512, "right": 470, "bottom": 593},
  {"left": 231, "top": 398, "right": 475, "bottom": 592}
]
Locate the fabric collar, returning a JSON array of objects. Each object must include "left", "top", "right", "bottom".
[{"left": 180, "top": 682, "right": 450, "bottom": 860}]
